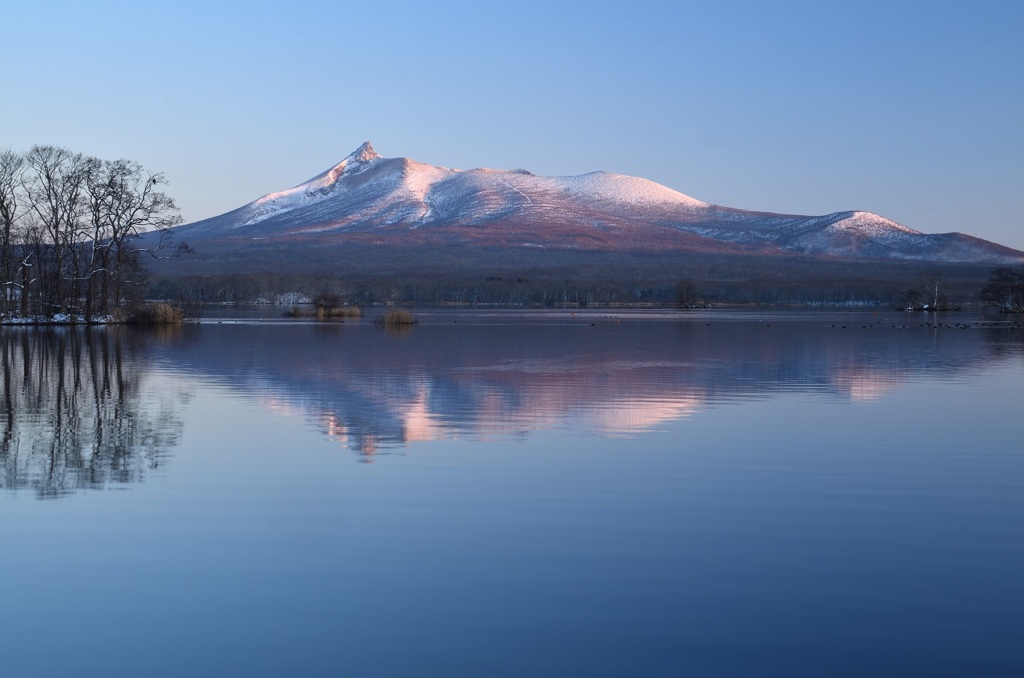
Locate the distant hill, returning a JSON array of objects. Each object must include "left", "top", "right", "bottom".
[{"left": 146, "top": 142, "right": 1023, "bottom": 292}]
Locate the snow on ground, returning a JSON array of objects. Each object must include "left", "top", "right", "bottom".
[{"left": 1, "top": 314, "right": 118, "bottom": 325}]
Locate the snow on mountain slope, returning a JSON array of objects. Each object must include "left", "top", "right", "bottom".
[
  {"left": 185, "top": 142, "right": 714, "bottom": 236},
  {"left": 666, "top": 209, "right": 927, "bottom": 255},
  {"left": 546, "top": 171, "right": 709, "bottom": 209},
  {"left": 169, "top": 142, "right": 1023, "bottom": 264}
]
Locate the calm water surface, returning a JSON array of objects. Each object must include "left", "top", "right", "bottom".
[{"left": 1, "top": 309, "right": 1022, "bottom": 676}]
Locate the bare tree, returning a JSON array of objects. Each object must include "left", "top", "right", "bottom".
[
  {"left": 0, "top": 149, "right": 25, "bottom": 315},
  {"left": 88, "top": 159, "right": 181, "bottom": 317},
  {"left": 23, "top": 145, "right": 91, "bottom": 314},
  {"left": 913, "top": 272, "right": 948, "bottom": 310},
  {"left": 980, "top": 267, "right": 1024, "bottom": 312}
]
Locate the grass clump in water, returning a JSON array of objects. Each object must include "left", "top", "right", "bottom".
[
  {"left": 318, "top": 305, "right": 361, "bottom": 319},
  {"left": 382, "top": 309, "right": 414, "bottom": 325},
  {"left": 129, "top": 302, "right": 185, "bottom": 325}
]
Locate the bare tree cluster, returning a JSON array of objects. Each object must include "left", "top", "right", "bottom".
[
  {"left": 979, "top": 267, "right": 1024, "bottom": 312},
  {"left": 0, "top": 145, "right": 183, "bottom": 320}
]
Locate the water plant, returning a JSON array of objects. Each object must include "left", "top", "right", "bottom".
[{"left": 382, "top": 309, "right": 414, "bottom": 325}]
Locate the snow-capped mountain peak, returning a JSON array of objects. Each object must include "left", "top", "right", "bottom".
[
  {"left": 301, "top": 140, "right": 381, "bottom": 190},
  {"left": 242, "top": 142, "right": 384, "bottom": 225},
  {"left": 833, "top": 211, "right": 920, "bottom": 236},
  {"left": 342, "top": 141, "right": 381, "bottom": 170},
  {"left": 173, "top": 142, "right": 1023, "bottom": 265}
]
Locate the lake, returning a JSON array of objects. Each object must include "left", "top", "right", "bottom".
[{"left": 1, "top": 308, "right": 1022, "bottom": 676}]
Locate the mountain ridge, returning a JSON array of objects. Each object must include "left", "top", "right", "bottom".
[{"left": 160, "top": 142, "right": 1023, "bottom": 268}]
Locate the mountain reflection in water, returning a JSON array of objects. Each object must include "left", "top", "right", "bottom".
[
  {"left": 0, "top": 328, "right": 189, "bottom": 497},
  {"left": 2, "top": 312, "right": 1019, "bottom": 483},
  {"left": 155, "top": 311, "right": 1022, "bottom": 461}
]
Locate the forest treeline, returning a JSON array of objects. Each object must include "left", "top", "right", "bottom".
[
  {"left": 0, "top": 145, "right": 184, "bottom": 320},
  {"left": 149, "top": 265, "right": 1015, "bottom": 309}
]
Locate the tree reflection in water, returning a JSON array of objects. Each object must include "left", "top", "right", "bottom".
[{"left": 0, "top": 328, "right": 188, "bottom": 498}]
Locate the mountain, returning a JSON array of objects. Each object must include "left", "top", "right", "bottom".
[{"left": 152, "top": 142, "right": 1023, "bottom": 280}]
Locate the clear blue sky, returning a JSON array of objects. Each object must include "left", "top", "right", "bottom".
[{"left": 3, "top": 0, "right": 1022, "bottom": 249}]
